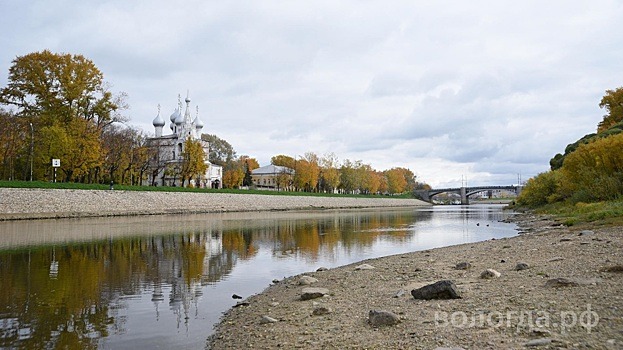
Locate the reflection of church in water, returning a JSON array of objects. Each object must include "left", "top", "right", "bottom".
[{"left": 143, "top": 93, "right": 222, "bottom": 188}]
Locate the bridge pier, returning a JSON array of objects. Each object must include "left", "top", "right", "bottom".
[{"left": 460, "top": 186, "right": 469, "bottom": 205}]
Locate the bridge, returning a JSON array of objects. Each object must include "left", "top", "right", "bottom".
[{"left": 414, "top": 185, "right": 523, "bottom": 205}]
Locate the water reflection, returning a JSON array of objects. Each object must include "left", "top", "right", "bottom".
[{"left": 0, "top": 206, "right": 516, "bottom": 349}]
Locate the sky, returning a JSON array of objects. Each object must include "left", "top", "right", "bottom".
[{"left": 1, "top": 1, "right": 622, "bottom": 188}]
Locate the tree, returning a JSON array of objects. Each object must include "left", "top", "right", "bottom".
[
  {"left": 179, "top": 138, "right": 207, "bottom": 187},
  {"left": 201, "top": 134, "right": 236, "bottom": 166},
  {"left": 0, "top": 50, "right": 128, "bottom": 182},
  {"left": 0, "top": 109, "right": 27, "bottom": 180},
  {"left": 319, "top": 153, "right": 340, "bottom": 193},
  {"left": 385, "top": 168, "right": 408, "bottom": 194},
  {"left": 597, "top": 87, "right": 623, "bottom": 133},
  {"left": 271, "top": 154, "right": 296, "bottom": 169}
]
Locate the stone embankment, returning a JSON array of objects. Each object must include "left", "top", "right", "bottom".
[
  {"left": 0, "top": 188, "right": 429, "bottom": 221},
  {"left": 208, "top": 214, "right": 623, "bottom": 349}
]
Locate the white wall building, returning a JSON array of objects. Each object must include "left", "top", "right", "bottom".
[{"left": 143, "top": 94, "right": 222, "bottom": 188}]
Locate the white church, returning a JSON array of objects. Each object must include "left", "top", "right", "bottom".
[{"left": 143, "top": 93, "right": 222, "bottom": 188}]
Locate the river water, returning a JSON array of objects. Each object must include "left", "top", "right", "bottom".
[{"left": 0, "top": 205, "right": 517, "bottom": 349}]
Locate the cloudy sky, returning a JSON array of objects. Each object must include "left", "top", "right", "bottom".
[{"left": 2, "top": 1, "right": 622, "bottom": 187}]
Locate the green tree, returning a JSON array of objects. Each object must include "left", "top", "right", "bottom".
[
  {"left": 516, "top": 171, "right": 561, "bottom": 207},
  {"left": 201, "top": 133, "right": 236, "bottom": 166}
]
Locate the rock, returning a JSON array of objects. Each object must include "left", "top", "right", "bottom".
[
  {"left": 545, "top": 278, "right": 579, "bottom": 288},
  {"left": 368, "top": 310, "right": 400, "bottom": 327},
  {"left": 272, "top": 279, "right": 280, "bottom": 284},
  {"left": 260, "top": 315, "right": 279, "bottom": 324},
  {"left": 548, "top": 257, "right": 564, "bottom": 262},
  {"left": 579, "top": 230, "right": 594, "bottom": 236},
  {"left": 515, "top": 262, "right": 530, "bottom": 271},
  {"left": 312, "top": 306, "right": 332, "bottom": 316},
  {"left": 411, "top": 280, "right": 461, "bottom": 300},
  {"left": 393, "top": 290, "right": 405, "bottom": 298},
  {"left": 454, "top": 262, "right": 472, "bottom": 270},
  {"left": 316, "top": 267, "right": 328, "bottom": 272},
  {"left": 433, "top": 348, "right": 466, "bottom": 350},
  {"left": 524, "top": 338, "right": 552, "bottom": 347},
  {"left": 480, "top": 269, "right": 501, "bottom": 279},
  {"left": 601, "top": 265, "right": 623, "bottom": 273},
  {"left": 301, "top": 287, "right": 329, "bottom": 300},
  {"left": 560, "top": 238, "right": 572, "bottom": 242},
  {"left": 232, "top": 294, "right": 243, "bottom": 299},
  {"left": 232, "top": 301, "right": 249, "bottom": 308},
  {"left": 298, "top": 276, "right": 318, "bottom": 285},
  {"left": 355, "top": 264, "right": 375, "bottom": 270}
]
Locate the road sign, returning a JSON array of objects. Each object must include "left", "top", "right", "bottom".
[{"left": 52, "top": 159, "right": 60, "bottom": 167}]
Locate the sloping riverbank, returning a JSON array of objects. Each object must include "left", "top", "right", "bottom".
[
  {"left": 0, "top": 188, "right": 429, "bottom": 221},
  {"left": 207, "top": 214, "right": 623, "bottom": 349}
]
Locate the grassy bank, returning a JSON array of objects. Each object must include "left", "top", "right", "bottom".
[
  {"left": 0, "top": 180, "right": 414, "bottom": 199},
  {"left": 519, "top": 197, "right": 623, "bottom": 227}
]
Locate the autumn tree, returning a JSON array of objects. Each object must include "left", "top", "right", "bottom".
[
  {"left": 222, "top": 155, "right": 258, "bottom": 189},
  {"left": 179, "top": 138, "right": 207, "bottom": 187},
  {"left": 0, "top": 109, "right": 28, "bottom": 180},
  {"left": 271, "top": 154, "right": 296, "bottom": 169},
  {"left": 319, "top": 152, "right": 340, "bottom": 193},
  {"left": 0, "top": 50, "right": 128, "bottom": 182},
  {"left": 597, "top": 87, "right": 623, "bottom": 133}
]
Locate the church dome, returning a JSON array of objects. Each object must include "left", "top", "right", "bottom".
[
  {"left": 175, "top": 111, "right": 184, "bottom": 125},
  {"left": 170, "top": 109, "right": 180, "bottom": 123},
  {"left": 153, "top": 111, "right": 165, "bottom": 127},
  {"left": 194, "top": 116, "right": 204, "bottom": 129}
]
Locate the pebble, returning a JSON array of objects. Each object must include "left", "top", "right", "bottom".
[
  {"left": 515, "top": 262, "right": 530, "bottom": 271},
  {"left": 312, "top": 306, "right": 332, "bottom": 316},
  {"left": 480, "top": 269, "right": 501, "bottom": 279},
  {"left": 260, "top": 315, "right": 279, "bottom": 324},
  {"left": 298, "top": 276, "right": 318, "bottom": 285},
  {"left": 455, "top": 262, "right": 472, "bottom": 270},
  {"left": 300, "top": 287, "right": 329, "bottom": 300},
  {"left": 524, "top": 338, "right": 552, "bottom": 347},
  {"left": 368, "top": 310, "right": 400, "bottom": 327},
  {"left": 355, "top": 264, "right": 375, "bottom": 270}
]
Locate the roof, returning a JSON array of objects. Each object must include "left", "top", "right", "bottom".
[{"left": 252, "top": 164, "right": 295, "bottom": 175}]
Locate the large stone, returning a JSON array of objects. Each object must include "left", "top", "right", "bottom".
[
  {"left": 368, "top": 310, "right": 400, "bottom": 327},
  {"left": 301, "top": 287, "right": 329, "bottom": 300},
  {"left": 411, "top": 280, "right": 461, "bottom": 300},
  {"left": 298, "top": 276, "right": 318, "bottom": 285}
]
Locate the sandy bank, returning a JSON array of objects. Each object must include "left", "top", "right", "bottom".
[
  {"left": 0, "top": 188, "right": 429, "bottom": 221},
  {"left": 207, "top": 214, "right": 623, "bottom": 349}
]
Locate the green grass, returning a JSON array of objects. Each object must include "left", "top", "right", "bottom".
[
  {"left": 0, "top": 180, "right": 415, "bottom": 200},
  {"left": 532, "top": 198, "right": 623, "bottom": 227}
]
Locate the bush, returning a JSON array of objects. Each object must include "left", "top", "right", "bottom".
[{"left": 516, "top": 171, "right": 561, "bottom": 208}]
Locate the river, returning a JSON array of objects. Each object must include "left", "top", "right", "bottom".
[{"left": 0, "top": 205, "right": 517, "bottom": 349}]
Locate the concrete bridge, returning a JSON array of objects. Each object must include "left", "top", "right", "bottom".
[{"left": 415, "top": 185, "right": 522, "bottom": 205}]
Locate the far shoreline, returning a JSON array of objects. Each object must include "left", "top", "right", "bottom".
[{"left": 0, "top": 187, "right": 431, "bottom": 221}]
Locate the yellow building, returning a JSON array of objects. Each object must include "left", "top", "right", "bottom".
[{"left": 251, "top": 165, "right": 294, "bottom": 191}]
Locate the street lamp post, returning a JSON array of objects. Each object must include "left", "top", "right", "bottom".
[{"left": 29, "top": 122, "right": 33, "bottom": 181}]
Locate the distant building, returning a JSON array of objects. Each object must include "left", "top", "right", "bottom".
[
  {"left": 251, "top": 164, "right": 294, "bottom": 190},
  {"left": 143, "top": 94, "right": 222, "bottom": 188}
]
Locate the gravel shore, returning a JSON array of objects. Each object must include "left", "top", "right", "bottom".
[
  {"left": 0, "top": 188, "right": 429, "bottom": 221},
  {"left": 208, "top": 214, "right": 623, "bottom": 349}
]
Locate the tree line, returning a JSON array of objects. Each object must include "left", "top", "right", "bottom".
[
  {"left": 0, "top": 50, "right": 427, "bottom": 194},
  {"left": 517, "top": 86, "right": 623, "bottom": 206}
]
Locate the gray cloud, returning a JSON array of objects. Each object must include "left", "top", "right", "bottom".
[{"left": 1, "top": 0, "right": 622, "bottom": 187}]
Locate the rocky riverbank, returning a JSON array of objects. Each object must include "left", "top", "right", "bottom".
[
  {"left": 0, "top": 188, "right": 429, "bottom": 221},
  {"left": 207, "top": 214, "right": 623, "bottom": 349}
]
